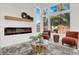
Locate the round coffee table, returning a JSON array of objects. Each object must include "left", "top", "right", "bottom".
[{"left": 31, "top": 41, "right": 48, "bottom": 54}]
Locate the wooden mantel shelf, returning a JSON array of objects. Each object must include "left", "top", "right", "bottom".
[{"left": 5, "top": 16, "right": 33, "bottom": 22}]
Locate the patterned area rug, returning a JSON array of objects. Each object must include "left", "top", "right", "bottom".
[
  {"left": 46, "top": 43, "right": 79, "bottom": 55},
  {"left": 0, "top": 42, "right": 79, "bottom": 55}
]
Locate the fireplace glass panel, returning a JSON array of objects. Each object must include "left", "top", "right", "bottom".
[{"left": 5, "top": 27, "right": 32, "bottom": 35}]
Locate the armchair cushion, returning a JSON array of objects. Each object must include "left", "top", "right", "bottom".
[
  {"left": 62, "top": 37, "right": 77, "bottom": 45},
  {"left": 42, "top": 35, "right": 49, "bottom": 40},
  {"left": 42, "top": 30, "right": 50, "bottom": 40}
]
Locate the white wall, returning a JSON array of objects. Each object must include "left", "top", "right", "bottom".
[
  {"left": 0, "top": 3, "right": 51, "bottom": 47},
  {"left": 70, "top": 3, "right": 79, "bottom": 32}
]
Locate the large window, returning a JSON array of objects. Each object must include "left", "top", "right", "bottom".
[
  {"left": 43, "top": 16, "right": 48, "bottom": 31},
  {"left": 50, "top": 3, "right": 70, "bottom": 13},
  {"left": 50, "top": 3, "right": 70, "bottom": 33},
  {"left": 43, "top": 8, "right": 49, "bottom": 31},
  {"left": 35, "top": 7, "right": 41, "bottom": 32}
]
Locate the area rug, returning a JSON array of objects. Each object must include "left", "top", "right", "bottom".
[
  {"left": 0, "top": 42, "right": 79, "bottom": 55},
  {"left": 45, "top": 43, "right": 79, "bottom": 55}
]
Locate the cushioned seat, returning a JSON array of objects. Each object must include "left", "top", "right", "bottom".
[
  {"left": 62, "top": 37, "right": 77, "bottom": 45},
  {"left": 62, "top": 31, "right": 78, "bottom": 49},
  {"left": 42, "top": 31, "right": 50, "bottom": 40},
  {"left": 43, "top": 35, "right": 49, "bottom": 40}
]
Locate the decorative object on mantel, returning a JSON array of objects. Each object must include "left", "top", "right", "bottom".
[
  {"left": 5, "top": 16, "right": 33, "bottom": 22},
  {"left": 21, "top": 12, "right": 27, "bottom": 19},
  {"left": 21, "top": 12, "right": 33, "bottom": 21}
]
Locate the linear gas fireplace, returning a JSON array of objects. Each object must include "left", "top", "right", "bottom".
[{"left": 5, "top": 27, "right": 32, "bottom": 35}]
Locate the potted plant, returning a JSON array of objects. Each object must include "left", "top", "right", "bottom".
[{"left": 29, "top": 33, "right": 43, "bottom": 44}]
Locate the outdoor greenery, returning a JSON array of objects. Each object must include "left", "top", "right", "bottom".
[
  {"left": 50, "top": 13, "right": 70, "bottom": 27},
  {"left": 50, "top": 13, "right": 70, "bottom": 33}
]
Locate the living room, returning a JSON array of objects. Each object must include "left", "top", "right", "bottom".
[{"left": 0, "top": 3, "right": 79, "bottom": 55}]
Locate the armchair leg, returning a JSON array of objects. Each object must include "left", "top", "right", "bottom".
[
  {"left": 76, "top": 45, "right": 77, "bottom": 49},
  {"left": 62, "top": 42, "right": 64, "bottom": 45}
]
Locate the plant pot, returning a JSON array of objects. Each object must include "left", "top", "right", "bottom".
[{"left": 53, "top": 34, "right": 59, "bottom": 42}]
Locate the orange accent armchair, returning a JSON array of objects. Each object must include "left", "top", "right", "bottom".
[{"left": 62, "top": 31, "right": 78, "bottom": 49}]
